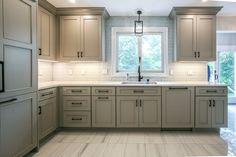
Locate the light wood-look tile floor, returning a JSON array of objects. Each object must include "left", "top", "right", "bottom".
[{"left": 28, "top": 105, "right": 236, "bottom": 157}]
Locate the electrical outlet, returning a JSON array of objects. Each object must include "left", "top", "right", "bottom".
[
  {"left": 39, "top": 70, "right": 43, "bottom": 76},
  {"left": 102, "top": 68, "right": 108, "bottom": 75},
  {"left": 169, "top": 69, "right": 174, "bottom": 75},
  {"left": 68, "top": 69, "right": 73, "bottom": 75},
  {"left": 80, "top": 69, "right": 86, "bottom": 75},
  {"left": 187, "top": 70, "right": 193, "bottom": 76}
]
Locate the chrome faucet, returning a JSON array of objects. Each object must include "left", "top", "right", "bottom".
[{"left": 138, "top": 57, "right": 143, "bottom": 82}]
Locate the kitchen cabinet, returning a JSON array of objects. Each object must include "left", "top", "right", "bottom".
[
  {"left": 116, "top": 87, "right": 161, "bottom": 128},
  {"left": 92, "top": 87, "right": 116, "bottom": 127},
  {"left": 195, "top": 87, "right": 227, "bottom": 128},
  {"left": 38, "top": 88, "right": 57, "bottom": 140},
  {"left": 37, "top": 6, "right": 56, "bottom": 60},
  {"left": 62, "top": 87, "right": 91, "bottom": 127},
  {"left": 0, "top": 0, "right": 37, "bottom": 99},
  {"left": 0, "top": 93, "right": 37, "bottom": 157},
  {"left": 162, "top": 87, "right": 194, "bottom": 128},
  {"left": 59, "top": 15, "right": 103, "bottom": 61},
  {"left": 170, "top": 7, "right": 222, "bottom": 61}
]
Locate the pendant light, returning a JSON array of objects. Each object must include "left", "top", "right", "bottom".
[{"left": 134, "top": 10, "right": 143, "bottom": 36}]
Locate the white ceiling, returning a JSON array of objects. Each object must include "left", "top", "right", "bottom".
[{"left": 47, "top": 0, "right": 236, "bottom": 16}]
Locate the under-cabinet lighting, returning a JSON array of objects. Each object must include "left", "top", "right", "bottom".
[
  {"left": 69, "top": 0, "right": 76, "bottom": 3},
  {"left": 206, "top": 0, "right": 236, "bottom": 2}
]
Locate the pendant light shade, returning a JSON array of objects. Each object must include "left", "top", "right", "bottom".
[{"left": 134, "top": 10, "right": 143, "bottom": 36}]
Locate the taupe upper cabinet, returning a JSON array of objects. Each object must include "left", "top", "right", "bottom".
[
  {"left": 170, "top": 7, "right": 222, "bottom": 61},
  {"left": 0, "top": 0, "right": 37, "bottom": 99},
  {"left": 38, "top": 6, "right": 56, "bottom": 60},
  {"left": 59, "top": 15, "right": 103, "bottom": 61}
]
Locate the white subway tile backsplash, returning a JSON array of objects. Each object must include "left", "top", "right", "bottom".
[
  {"left": 38, "top": 61, "right": 53, "bottom": 82},
  {"left": 38, "top": 61, "right": 207, "bottom": 83}
]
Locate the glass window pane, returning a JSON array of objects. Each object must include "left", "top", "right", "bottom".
[
  {"left": 141, "top": 34, "right": 162, "bottom": 71},
  {"left": 218, "top": 51, "right": 235, "bottom": 96},
  {"left": 117, "top": 34, "right": 138, "bottom": 72}
]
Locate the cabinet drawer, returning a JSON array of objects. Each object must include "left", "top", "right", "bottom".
[
  {"left": 63, "top": 111, "right": 91, "bottom": 127},
  {"left": 116, "top": 87, "right": 161, "bottom": 96},
  {"left": 92, "top": 87, "right": 115, "bottom": 95},
  {"left": 38, "top": 88, "right": 56, "bottom": 101},
  {"left": 63, "top": 96, "right": 91, "bottom": 111},
  {"left": 196, "top": 87, "right": 227, "bottom": 96},
  {"left": 63, "top": 87, "right": 91, "bottom": 95}
]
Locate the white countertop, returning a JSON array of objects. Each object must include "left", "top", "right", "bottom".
[{"left": 38, "top": 81, "right": 226, "bottom": 90}]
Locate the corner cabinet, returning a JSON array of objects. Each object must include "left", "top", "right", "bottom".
[
  {"left": 59, "top": 15, "right": 104, "bottom": 61},
  {"left": 37, "top": 6, "right": 56, "bottom": 60},
  {"left": 38, "top": 88, "right": 57, "bottom": 140},
  {"left": 195, "top": 87, "right": 228, "bottom": 128},
  {"left": 170, "top": 7, "right": 222, "bottom": 61}
]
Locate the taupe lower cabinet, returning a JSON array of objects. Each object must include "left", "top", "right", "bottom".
[
  {"left": 59, "top": 16, "right": 102, "bottom": 61},
  {"left": 162, "top": 87, "right": 194, "bottom": 128},
  {"left": 0, "top": 93, "right": 37, "bottom": 157},
  {"left": 62, "top": 87, "right": 91, "bottom": 127},
  {"left": 92, "top": 87, "right": 116, "bottom": 127},
  {"left": 38, "top": 88, "right": 57, "bottom": 140},
  {"left": 195, "top": 87, "right": 227, "bottom": 128},
  {"left": 116, "top": 87, "right": 162, "bottom": 128},
  {"left": 37, "top": 6, "right": 56, "bottom": 60}
]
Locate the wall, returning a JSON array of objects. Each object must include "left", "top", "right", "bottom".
[
  {"left": 217, "top": 16, "right": 236, "bottom": 31},
  {"left": 38, "top": 16, "right": 208, "bottom": 83},
  {"left": 38, "top": 61, "right": 53, "bottom": 82}
]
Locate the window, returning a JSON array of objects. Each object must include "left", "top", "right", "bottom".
[{"left": 112, "top": 27, "right": 168, "bottom": 76}]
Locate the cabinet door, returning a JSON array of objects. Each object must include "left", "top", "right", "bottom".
[
  {"left": 162, "top": 87, "right": 194, "bottom": 128},
  {"left": 195, "top": 97, "right": 212, "bottom": 128},
  {"left": 60, "top": 16, "right": 81, "bottom": 60},
  {"left": 38, "top": 6, "right": 55, "bottom": 60},
  {"left": 197, "top": 15, "right": 216, "bottom": 61},
  {"left": 92, "top": 96, "right": 115, "bottom": 127},
  {"left": 80, "top": 16, "right": 101, "bottom": 61},
  {"left": 212, "top": 97, "right": 227, "bottom": 128},
  {"left": 0, "top": 0, "right": 37, "bottom": 99},
  {"left": 176, "top": 15, "right": 197, "bottom": 61},
  {"left": 38, "top": 97, "right": 57, "bottom": 140},
  {"left": 0, "top": 93, "right": 37, "bottom": 157},
  {"left": 116, "top": 96, "right": 139, "bottom": 127},
  {"left": 139, "top": 96, "right": 161, "bottom": 128}
]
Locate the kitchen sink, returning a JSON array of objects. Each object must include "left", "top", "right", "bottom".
[{"left": 121, "top": 81, "right": 157, "bottom": 84}]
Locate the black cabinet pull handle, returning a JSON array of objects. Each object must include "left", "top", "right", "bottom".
[
  {"left": 206, "top": 90, "right": 217, "bottom": 93},
  {"left": 81, "top": 52, "right": 83, "bottom": 58},
  {"left": 0, "top": 61, "right": 5, "bottom": 93},
  {"left": 133, "top": 90, "right": 144, "bottom": 93},
  {"left": 71, "top": 102, "right": 83, "bottom": 105},
  {"left": 0, "top": 98, "right": 17, "bottom": 105},
  {"left": 198, "top": 52, "right": 200, "bottom": 58},
  {"left": 98, "top": 96, "right": 109, "bottom": 100},
  {"left": 136, "top": 99, "right": 138, "bottom": 107},
  {"left": 169, "top": 87, "right": 188, "bottom": 90},
  {"left": 194, "top": 52, "right": 197, "bottom": 58},
  {"left": 38, "top": 106, "right": 42, "bottom": 115},
  {"left": 209, "top": 100, "right": 212, "bottom": 107},
  {"left": 38, "top": 48, "right": 42, "bottom": 56},
  {"left": 72, "top": 118, "right": 83, "bottom": 121},
  {"left": 140, "top": 99, "right": 142, "bottom": 107},
  {"left": 41, "top": 91, "right": 53, "bottom": 97},
  {"left": 71, "top": 90, "right": 82, "bottom": 93},
  {"left": 213, "top": 100, "right": 215, "bottom": 107},
  {"left": 77, "top": 52, "right": 80, "bottom": 58},
  {"left": 98, "top": 90, "right": 109, "bottom": 93}
]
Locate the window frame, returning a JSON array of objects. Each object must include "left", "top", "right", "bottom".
[{"left": 111, "top": 27, "right": 168, "bottom": 77}]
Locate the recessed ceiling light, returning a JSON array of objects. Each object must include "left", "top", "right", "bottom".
[
  {"left": 69, "top": 0, "right": 76, "bottom": 3},
  {"left": 202, "top": 0, "right": 208, "bottom": 2}
]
